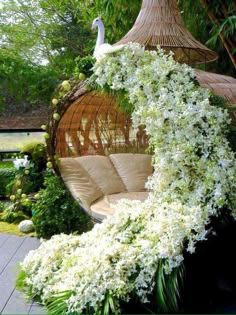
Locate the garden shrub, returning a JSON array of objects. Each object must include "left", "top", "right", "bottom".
[
  {"left": 0, "top": 201, "right": 5, "bottom": 212},
  {"left": 0, "top": 167, "right": 16, "bottom": 196},
  {"left": 1, "top": 142, "right": 48, "bottom": 222},
  {"left": 20, "top": 141, "right": 47, "bottom": 172},
  {"left": 1, "top": 208, "right": 29, "bottom": 224},
  {"left": 7, "top": 142, "right": 47, "bottom": 196},
  {"left": 0, "top": 189, "right": 33, "bottom": 223},
  {"left": 32, "top": 172, "right": 92, "bottom": 238},
  {"left": 6, "top": 168, "right": 43, "bottom": 196}
]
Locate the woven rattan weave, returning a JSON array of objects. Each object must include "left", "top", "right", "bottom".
[{"left": 114, "top": 0, "right": 218, "bottom": 65}]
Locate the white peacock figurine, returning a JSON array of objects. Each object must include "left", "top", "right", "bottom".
[{"left": 91, "top": 17, "right": 124, "bottom": 61}]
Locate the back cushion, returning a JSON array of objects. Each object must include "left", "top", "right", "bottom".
[
  {"left": 75, "top": 156, "right": 126, "bottom": 195},
  {"left": 109, "top": 153, "right": 153, "bottom": 192},
  {"left": 59, "top": 158, "right": 103, "bottom": 209}
]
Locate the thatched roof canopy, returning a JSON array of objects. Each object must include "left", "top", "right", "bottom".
[
  {"left": 196, "top": 69, "right": 236, "bottom": 123},
  {"left": 114, "top": 0, "right": 218, "bottom": 65},
  {"left": 196, "top": 69, "right": 236, "bottom": 105}
]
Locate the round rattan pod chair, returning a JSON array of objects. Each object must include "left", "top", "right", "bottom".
[
  {"left": 46, "top": 81, "right": 149, "bottom": 172},
  {"left": 46, "top": 0, "right": 235, "bottom": 169}
]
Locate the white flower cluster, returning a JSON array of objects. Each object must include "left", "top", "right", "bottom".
[
  {"left": 20, "top": 43, "right": 236, "bottom": 313},
  {"left": 93, "top": 43, "right": 235, "bottom": 216},
  {"left": 13, "top": 155, "right": 31, "bottom": 170},
  {"left": 21, "top": 200, "right": 207, "bottom": 313}
]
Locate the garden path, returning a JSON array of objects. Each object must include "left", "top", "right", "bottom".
[{"left": 0, "top": 233, "right": 46, "bottom": 314}]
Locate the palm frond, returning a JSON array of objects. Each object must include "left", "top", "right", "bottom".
[
  {"left": 16, "top": 269, "right": 28, "bottom": 290},
  {"left": 103, "top": 291, "right": 119, "bottom": 315},
  {"left": 155, "top": 260, "right": 185, "bottom": 313},
  {"left": 47, "top": 290, "right": 75, "bottom": 315}
]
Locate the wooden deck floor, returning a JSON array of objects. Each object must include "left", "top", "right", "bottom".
[{"left": 0, "top": 233, "right": 46, "bottom": 315}]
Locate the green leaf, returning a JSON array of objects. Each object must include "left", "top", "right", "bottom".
[
  {"left": 47, "top": 290, "right": 74, "bottom": 315},
  {"left": 155, "top": 260, "right": 184, "bottom": 313}
]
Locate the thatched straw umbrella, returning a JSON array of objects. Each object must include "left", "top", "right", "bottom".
[
  {"left": 114, "top": 0, "right": 218, "bottom": 65},
  {"left": 114, "top": 0, "right": 235, "bottom": 119}
]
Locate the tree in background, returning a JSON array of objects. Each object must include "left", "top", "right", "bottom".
[
  {"left": 0, "top": 0, "right": 140, "bottom": 113},
  {"left": 0, "top": 0, "right": 92, "bottom": 113},
  {"left": 0, "top": 0, "right": 235, "bottom": 114},
  {"left": 200, "top": 0, "right": 236, "bottom": 69},
  {"left": 0, "top": 0, "right": 92, "bottom": 74},
  {"left": 178, "top": 0, "right": 235, "bottom": 76},
  {"left": 0, "top": 48, "right": 58, "bottom": 113}
]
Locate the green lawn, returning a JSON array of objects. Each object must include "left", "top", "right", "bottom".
[{"left": 0, "top": 221, "right": 36, "bottom": 236}]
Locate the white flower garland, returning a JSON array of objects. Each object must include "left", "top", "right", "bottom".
[{"left": 19, "top": 43, "right": 236, "bottom": 313}]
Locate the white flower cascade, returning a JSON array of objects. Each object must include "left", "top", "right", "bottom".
[{"left": 20, "top": 43, "right": 236, "bottom": 313}]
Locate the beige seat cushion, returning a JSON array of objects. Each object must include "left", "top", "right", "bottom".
[
  {"left": 109, "top": 154, "right": 153, "bottom": 192},
  {"left": 75, "top": 156, "right": 126, "bottom": 195},
  {"left": 59, "top": 158, "right": 103, "bottom": 210},
  {"left": 90, "top": 191, "right": 149, "bottom": 221}
]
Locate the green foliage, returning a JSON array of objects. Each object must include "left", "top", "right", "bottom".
[
  {"left": 0, "top": 183, "right": 33, "bottom": 223},
  {"left": 78, "top": 0, "right": 141, "bottom": 44},
  {"left": 0, "top": 201, "right": 5, "bottom": 212},
  {"left": 155, "top": 260, "right": 184, "bottom": 313},
  {"left": 74, "top": 55, "right": 95, "bottom": 78},
  {"left": 0, "top": 0, "right": 140, "bottom": 88},
  {"left": 6, "top": 142, "right": 47, "bottom": 196},
  {"left": 207, "top": 15, "right": 236, "bottom": 46},
  {"left": 103, "top": 291, "right": 119, "bottom": 315},
  {"left": 0, "top": 0, "right": 234, "bottom": 114},
  {"left": 16, "top": 269, "right": 28, "bottom": 292},
  {"left": 20, "top": 142, "right": 47, "bottom": 172},
  {"left": 115, "top": 90, "right": 134, "bottom": 115},
  {"left": 0, "top": 48, "right": 58, "bottom": 113},
  {"left": 6, "top": 167, "right": 44, "bottom": 196},
  {"left": 16, "top": 269, "right": 35, "bottom": 300},
  {"left": 1, "top": 143, "right": 48, "bottom": 221},
  {"left": 178, "top": 0, "right": 235, "bottom": 76},
  {"left": 1, "top": 208, "right": 29, "bottom": 224},
  {"left": 47, "top": 291, "right": 74, "bottom": 315},
  {"left": 0, "top": 0, "right": 92, "bottom": 76},
  {"left": 209, "top": 94, "right": 228, "bottom": 108},
  {"left": 0, "top": 166, "right": 16, "bottom": 196},
  {"left": 32, "top": 172, "right": 92, "bottom": 238},
  {"left": 0, "top": 160, "right": 13, "bottom": 169}
]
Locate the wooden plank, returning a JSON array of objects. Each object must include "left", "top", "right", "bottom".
[
  {"left": 0, "top": 236, "right": 27, "bottom": 312},
  {"left": 29, "top": 302, "right": 46, "bottom": 315},
  {"left": 0, "top": 234, "right": 10, "bottom": 248},
  {"left": 1, "top": 290, "right": 32, "bottom": 315},
  {"left": 0, "top": 235, "right": 25, "bottom": 275},
  {"left": 0, "top": 235, "right": 43, "bottom": 314}
]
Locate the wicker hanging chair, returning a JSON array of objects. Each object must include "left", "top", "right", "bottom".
[
  {"left": 47, "top": 82, "right": 149, "bottom": 163},
  {"left": 114, "top": 0, "right": 218, "bottom": 65},
  {"left": 48, "top": 0, "right": 235, "bottom": 164},
  {"left": 55, "top": 91, "right": 148, "bottom": 157}
]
